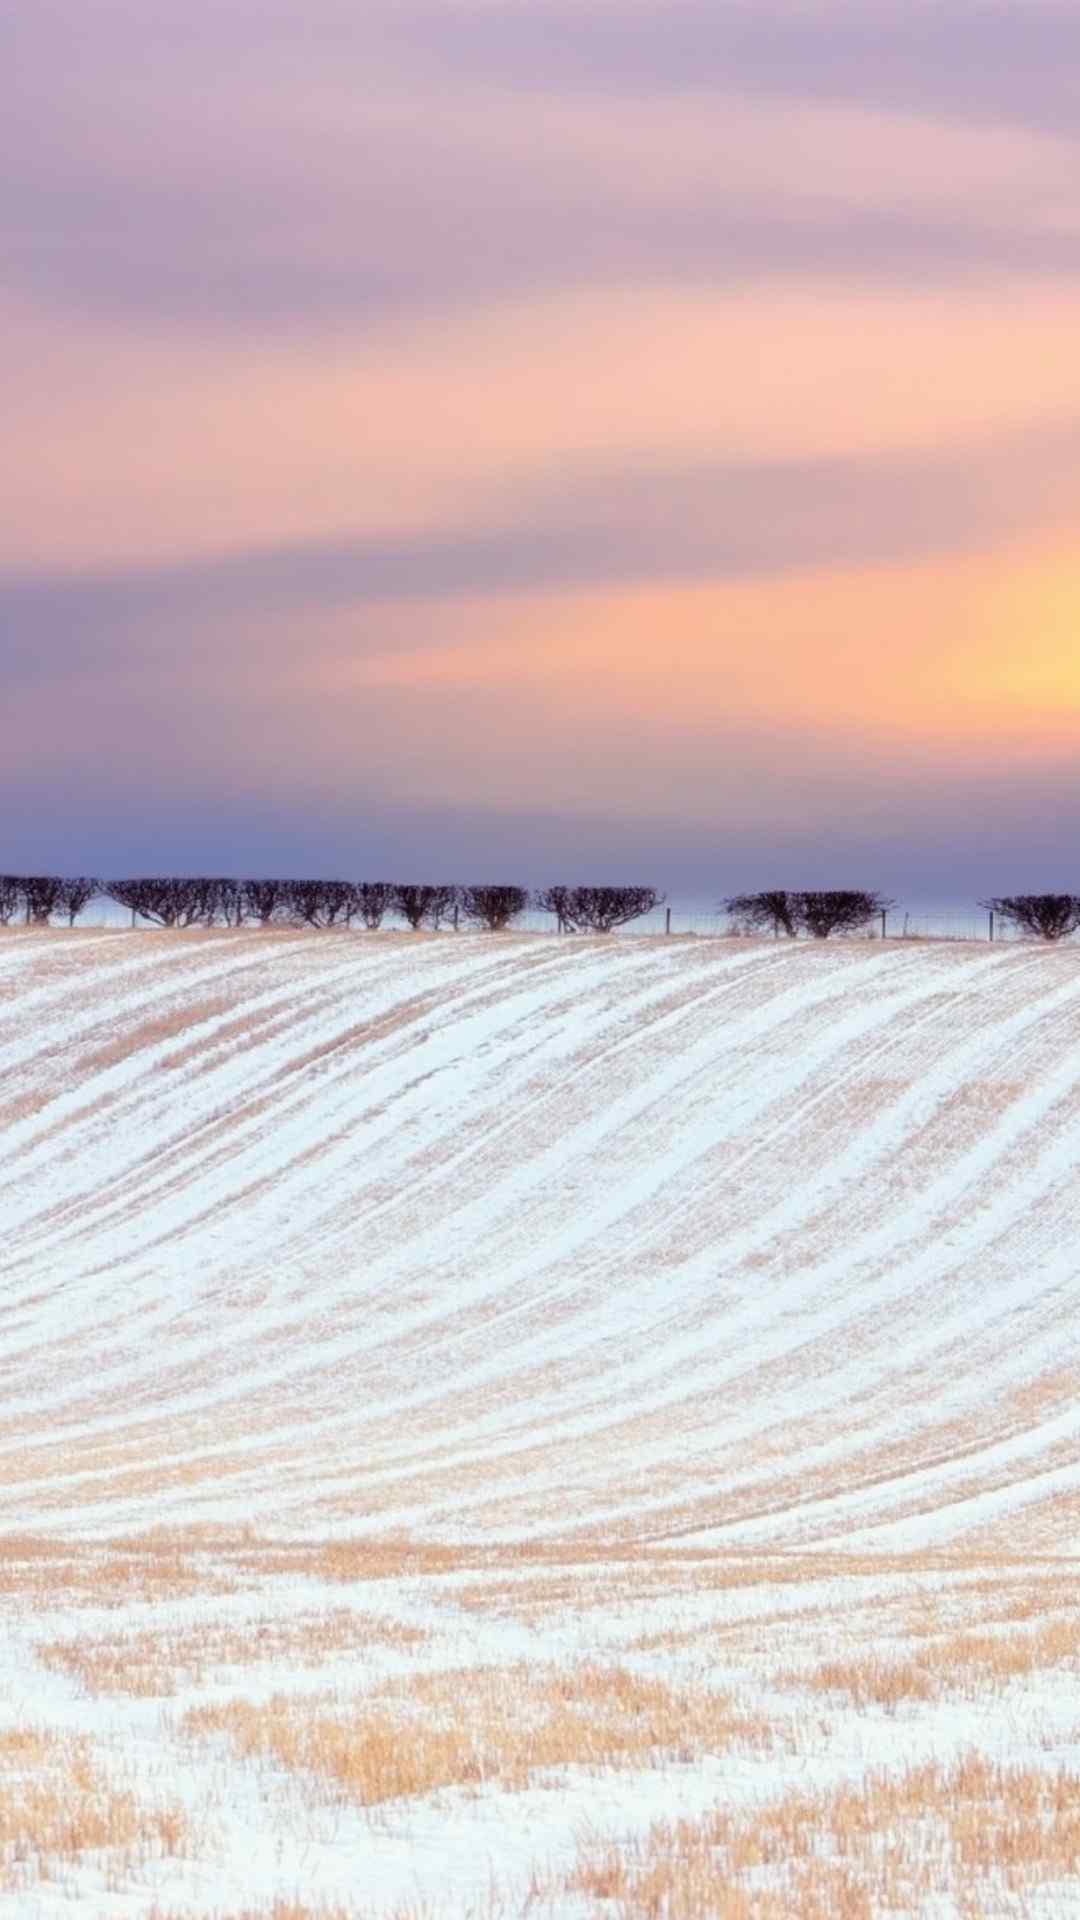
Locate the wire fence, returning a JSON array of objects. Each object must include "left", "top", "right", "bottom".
[{"left": 55, "top": 900, "right": 1079, "bottom": 943}]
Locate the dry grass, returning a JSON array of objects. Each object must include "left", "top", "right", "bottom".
[
  {"left": 934, "top": 1618, "right": 1080, "bottom": 1687},
  {"left": 795, "top": 1655, "right": 937, "bottom": 1710},
  {"left": 0, "top": 1531, "right": 239, "bottom": 1605},
  {"left": 10, "top": 1528, "right": 1080, "bottom": 1910},
  {"left": 184, "top": 1662, "right": 772, "bottom": 1807},
  {"left": 41, "top": 1609, "right": 429, "bottom": 1698},
  {"left": 0, "top": 1727, "right": 189, "bottom": 1891},
  {"left": 10, "top": 1529, "right": 1056, "bottom": 1606},
  {"left": 564, "top": 1753, "right": 1080, "bottom": 1918},
  {"left": 794, "top": 1614, "right": 1080, "bottom": 1709},
  {"left": 148, "top": 1903, "right": 485, "bottom": 1920},
  {"left": 149, "top": 1903, "right": 536, "bottom": 1920},
  {"left": 78, "top": 998, "right": 236, "bottom": 1075},
  {"left": 149, "top": 1907, "right": 355, "bottom": 1920},
  {"left": 221, "top": 1537, "right": 479, "bottom": 1585}
]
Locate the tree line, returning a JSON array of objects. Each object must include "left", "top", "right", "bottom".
[
  {"left": 3, "top": 877, "right": 1080, "bottom": 940},
  {"left": 724, "top": 890, "right": 1080, "bottom": 941},
  {"left": 0, "top": 877, "right": 662, "bottom": 933},
  {"left": 725, "top": 891, "right": 1080, "bottom": 941}
]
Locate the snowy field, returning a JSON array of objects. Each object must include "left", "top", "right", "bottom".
[{"left": 4, "top": 927, "right": 1080, "bottom": 1916}]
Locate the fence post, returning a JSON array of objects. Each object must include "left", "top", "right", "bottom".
[
  {"left": 880, "top": 908, "right": 887, "bottom": 940},
  {"left": 989, "top": 909, "right": 994, "bottom": 943},
  {"left": 665, "top": 906, "right": 671, "bottom": 936},
  {"left": 453, "top": 904, "right": 459, "bottom": 932}
]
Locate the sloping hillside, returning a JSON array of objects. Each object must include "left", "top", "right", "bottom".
[{"left": 5, "top": 927, "right": 1080, "bottom": 1553}]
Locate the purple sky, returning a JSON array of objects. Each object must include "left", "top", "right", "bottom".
[{"left": 5, "top": 1, "right": 1080, "bottom": 897}]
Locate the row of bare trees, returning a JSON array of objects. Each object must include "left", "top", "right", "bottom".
[
  {"left": 0, "top": 875, "right": 99, "bottom": 926},
  {"left": 6, "top": 878, "right": 1080, "bottom": 940},
  {"left": 726, "top": 890, "right": 1080, "bottom": 941},
  {"left": 0, "top": 877, "right": 664, "bottom": 933}
]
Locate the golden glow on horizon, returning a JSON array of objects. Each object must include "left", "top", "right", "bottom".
[
  {"left": 338, "top": 537, "right": 1080, "bottom": 755},
  {"left": 5, "top": 110, "right": 1080, "bottom": 831},
  {"left": 968, "top": 549, "right": 1080, "bottom": 722}
]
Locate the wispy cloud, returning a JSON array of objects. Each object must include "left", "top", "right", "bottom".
[
  {"left": 7, "top": 419, "right": 1080, "bottom": 686},
  {"left": 6, "top": 5, "right": 1080, "bottom": 331},
  {"left": 6, "top": 0, "right": 1080, "bottom": 882}
]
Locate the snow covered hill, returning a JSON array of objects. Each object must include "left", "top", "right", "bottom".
[{"left": 5, "top": 926, "right": 1080, "bottom": 1552}]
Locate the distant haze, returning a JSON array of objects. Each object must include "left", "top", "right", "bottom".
[{"left": 4, "top": 1, "right": 1080, "bottom": 895}]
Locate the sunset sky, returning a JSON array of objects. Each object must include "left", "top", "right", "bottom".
[{"left": 5, "top": 0, "right": 1080, "bottom": 897}]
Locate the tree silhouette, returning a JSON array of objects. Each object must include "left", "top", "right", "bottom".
[
  {"left": 534, "top": 885, "right": 573, "bottom": 932},
  {"left": 240, "top": 879, "right": 292, "bottom": 926},
  {"left": 981, "top": 895, "right": 1080, "bottom": 942},
  {"left": 459, "top": 885, "right": 529, "bottom": 931},
  {"left": 724, "top": 890, "right": 798, "bottom": 937},
  {"left": 104, "top": 878, "right": 219, "bottom": 927},
  {"left": 21, "top": 876, "right": 66, "bottom": 924},
  {"left": 351, "top": 882, "right": 395, "bottom": 929},
  {"left": 282, "top": 879, "right": 356, "bottom": 927},
  {"left": 392, "top": 884, "right": 459, "bottom": 930},
  {"left": 539, "top": 886, "right": 662, "bottom": 932},
  {"left": 56, "top": 877, "right": 99, "bottom": 926},
  {"left": 793, "top": 891, "right": 892, "bottom": 938}
]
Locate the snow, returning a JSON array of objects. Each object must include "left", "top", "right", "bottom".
[{"left": 4, "top": 928, "right": 1080, "bottom": 1915}]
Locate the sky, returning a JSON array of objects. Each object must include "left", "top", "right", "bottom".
[{"left": 5, "top": 0, "right": 1080, "bottom": 900}]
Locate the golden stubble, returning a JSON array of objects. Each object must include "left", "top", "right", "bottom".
[
  {"left": 41, "top": 1610, "right": 429, "bottom": 1699},
  {"left": 182, "top": 1663, "right": 772, "bottom": 1807},
  {"left": 561, "top": 1754, "right": 1080, "bottom": 1919},
  {"left": 0, "top": 1728, "right": 190, "bottom": 1892}
]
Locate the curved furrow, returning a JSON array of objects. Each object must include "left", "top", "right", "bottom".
[
  {"left": 0, "top": 936, "right": 722, "bottom": 1390},
  {"left": 0, "top": 942, "right": 914, "bottom": 1457},
  {"left": 5, "top": 934, "right": 1080, "bottom": 1553}
]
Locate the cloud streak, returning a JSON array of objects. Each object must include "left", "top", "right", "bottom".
[
  {"left": 6, "top": 4, "right": 1080, "bottom": 331},
  {"left": 388, "top": 1, "right": 1080, "bottom": 136},
  {"left": 6, "top": 421, "right": 1080, "bottom": 686},
  {"left": 6, "top": 0, "right": 1080, "bottom": 885}
]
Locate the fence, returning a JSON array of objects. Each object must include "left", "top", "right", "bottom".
[{"left": 40, "top": 899, "right": 1080, "bottom": 943}]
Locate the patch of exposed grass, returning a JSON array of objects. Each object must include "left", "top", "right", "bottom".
[
  {"left": 184, "top": 1662, "right": 771, "bottom": 1807},
  {"left": 0, "top": 1728, "right": 189, "bottom": 1891},
  {"left": 563, "top": 1753, "right": 1080, "bottom": 1917},
  {"left": 40, "top": 1609, "right": 429, "bottom": 1698},
  {"left": 0, "top": 1531, "right": 238, "bottom": 1606},
  {"left": 793, "top": 1615, "right": 1080, "bottom": 1709}
]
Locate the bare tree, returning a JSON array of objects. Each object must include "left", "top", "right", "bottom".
[
  {"left": 459, "top": 885, "right": 529, "bottom": 932},
  {"left": 393, "top": 885, "right": 427, "bottom": 930},
  {"left": 103, "top": 878, "right": 220, "bottom": 927},
  {"left": 793, "top": 890, "right": 892, "bottom": 939},
  {"left": 207, "top": 878, "right": 244, "bottom": 926},
  {"left": 981, "top": 895, "right": 1080, "bottom": 942},
  {"left": 325, "top": 880, "right": 361, "bottom": 927},
  {"left": 429, "top": 884, "right": 459, "bottom": 930},
  {"left": 0, "top": 877, "right": 20, "bottom": 924},
  {"left": 723, "top": 890, "right": 798, "bottom": 937},
  {"left": 281, "top": 879, "right": 356, "bottom": 927},
  {"left": 534, "top": 884, "right": 573, "bottom": 932},
  {"left": 350, "top": 882, "right": 395, "bottom": 930},
  {"left": 542, "top": 886, "right": 663, "bottom": 933},
  {"left": 20, "top": 876, "right": 66, "bottom": 924},
  {"left": 55, "top": 877, "right": 99, "bottom": 926},
  {"left": 282, "top": 880, "right": 322, "bottom": 927},
  {"left": 391, "top": 884, "right": 459, "bottom": 930},
  {"left": 241, "top": 878, "right": 293, "bottom": 926},
  {"left": 181, "top": 878, "right": 225, "bottom": 926}
]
